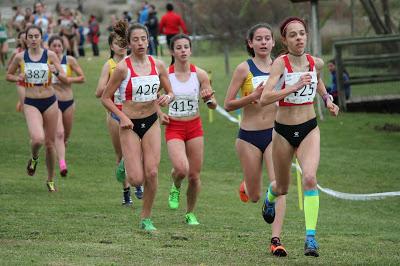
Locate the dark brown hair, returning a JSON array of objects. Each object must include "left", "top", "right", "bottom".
[
  {"left": 25, "top": 25, "right": 43, "bottom": 39},
  {"left": 113, "top": 20, "right": 149, "bottom": 48},
  {"left": 246, "top": 23, "right": 274, "bottom": 57},
  {"left": 169, "top": 34, "right": 192, "bottom": 65},
  {"left": 48, "top": 35, "right": 64, "bottom": 48},
  {"left": 279, "top": 16, "right": 307, "bottom": 37}
]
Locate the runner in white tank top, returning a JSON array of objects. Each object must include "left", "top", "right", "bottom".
[{"left": 158, "top": 34, "right": 216, "bottom": 226}]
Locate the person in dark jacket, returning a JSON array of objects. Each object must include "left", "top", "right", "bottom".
[{"left": 145, "top": 4, "right": 159, "bottom": 56}]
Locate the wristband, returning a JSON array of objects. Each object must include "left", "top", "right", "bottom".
[
  {"left": 53, "top": 71, "right": 59, "bottom": 77},
  {"left": 165, "top": 94, "right": 172, "bottom": 102},
  {"left": 322, "top": 93, "right": 333, "bottom": 107}
]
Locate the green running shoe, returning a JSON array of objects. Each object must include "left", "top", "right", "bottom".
[
  {"left": 140, "top": 218, "right": 157, "bottom": 231},
  {"left": 185, "top": 212, "right": 200, "bottom": 225},
  {"left": 27, "top": 157, "right": 38, "bottom": 176},
  {"left": 168, "top": 183, "right": 180, "bottom": 210},
  {"left": 116, "top": 159, "right": 126, "bottom": 183},
  {"left": 46, "top": 181, "right": 56, "bottom": 192}
]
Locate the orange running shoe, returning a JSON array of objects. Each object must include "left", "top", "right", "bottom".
[
  {"left": 239, "top": 181, "right": 249, "bottom": 202},
  {"left": 270, "top": 237, "right": 288, "bottom": 257}
]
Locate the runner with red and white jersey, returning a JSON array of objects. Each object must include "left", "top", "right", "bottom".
[
  {"left": 259, "top": 17, "right": 339, "bottom": 257},
  {"left": 95, "top": 31, "right": 143, "bottom": 207},
  {"left": 101, "top": 21, "right": 174, "bottom": 231},
  {"left": 157, "top": 34, "right": 216, "bottom": 226}
]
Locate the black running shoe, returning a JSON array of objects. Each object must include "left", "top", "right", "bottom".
[
  {"left": 27, "top": 158, "right": 38, "bottom": 176},
  {"left": 122, "top": 188, "right": 133, "bottom": 206},
  {"left": 262, "top": 193, "right": 276, "bottom": 224}
]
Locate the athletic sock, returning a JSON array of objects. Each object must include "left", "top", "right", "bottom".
[
  {"left": 267, "top": 183, "right": 278, "bottom": 203},
  {"left": 304, "top": 189, "right": 319, "bottom": 236},
  {"left": 59, "top": 159, "right": 66, "bottom": 169}
]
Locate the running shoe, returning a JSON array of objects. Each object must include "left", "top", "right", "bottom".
[
  {"left": 135, "top": 185, "right": 143, "bottom": 199},
  {"left": 60, "top": 168, "right": 68, "bottom": 177},
  {"left": 140, "top": 218, "right": 157, "bottom": 231},
  {"left": 239, "top": 181, "right": 249, "bottom": 202},
  {"left": 304, "top": 236, "right": 319, "bottom": 257},
  {"left": 168, "top": 183, "right": 180, "bottom": 210},
  {"left": 185, "top": 212, "right": 200, "bottom": 225},
  {"left": 46, "top": 181, "right": 56, "bottom": 192},
  {"left": 261, "top": 193, "right": 275, "bottom": 224},
  {"left": 115, "top": 159, "right": 126, "bottom": 183},
  {"left": 27, "top": 158, "right": 38, "bottom": 176},
  {"left": 122, "top": 188, "right": 133, "bottom": 206},
  {"left": 270, "top": 237, "right": 288, "bottom": 257}
]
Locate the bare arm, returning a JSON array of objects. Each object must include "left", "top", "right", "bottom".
[
  {"left": 67, "top": 56, "right": 85, "bottom": 84},
  {"left": 95, "top": 62, "right": 110, "bottom": 98},
  {"left": 314, "top": 56, "right": 339, "bottom": 116},
  {"left": 6, "top": 50, "right": 18, "bottom": 70},
  {"left": 197, "top": 67, "right": 217, "bottom": 109},
  {"left": 260, "top": 58, "right": 312, "bottom": 106},
  {"left": 224, "top": 62, "right": 261, "bottom": 111},
  {"left": 155, "top": 59, "right": 174, "bottom": 107},
  {"left": 101, "top": 62, "right": 132, "bottom": 128},
  {"left": 6, "top": 52, "right": 24, "bottom": 82},
  {"left": 48, "top": 51, "right": 68, "bottom": 84}
]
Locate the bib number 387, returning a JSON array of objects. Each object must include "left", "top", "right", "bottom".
[{"left": 25, "top": 62, "right": 49, "bottom": 84}]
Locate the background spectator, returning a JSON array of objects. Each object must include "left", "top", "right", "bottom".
[
  {"left": 88, "top": 15, "right": 100, "bottom": 56},
  {"left": 327, "top": 59, "right": 351, "bottom": 104},
  {"left": 145, "top": 4, "right": 159, "bottom": 55},
  {"left": 137, "top": 1, "right": 149, "bottom": 25},
  {"left": 159, "top": 3, "right": 188, "bottom": 47}
]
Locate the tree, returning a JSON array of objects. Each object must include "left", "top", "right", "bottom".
[{"left": 360, "top": 0, "right": 397, "bottom": 34}]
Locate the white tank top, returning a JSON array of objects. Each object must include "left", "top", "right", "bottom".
[{"left": 168, "top": 64, "right": 200, "bottom": 117}]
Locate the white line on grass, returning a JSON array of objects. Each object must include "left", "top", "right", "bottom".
[{"left": 214, "top": 104, "right": 400, "bottom": 201}]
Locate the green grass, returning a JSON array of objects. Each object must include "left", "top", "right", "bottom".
[{"left": 1, "top": 52, "right": 400, "bottom": 265}]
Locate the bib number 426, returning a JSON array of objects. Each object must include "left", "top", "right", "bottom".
[{"left": 136, "top": 83, "right": 158, "bottom": 95}]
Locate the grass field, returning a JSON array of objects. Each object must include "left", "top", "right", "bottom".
[{"left": 1, "top": 52, "right": 400, "bottom": 265}]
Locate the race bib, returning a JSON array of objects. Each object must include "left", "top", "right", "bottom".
[
  {"left": 52, "top": 64, "right": 67, "bottom": 84},
  {"left": 25, "top": 62, "right": 49, "bottom": 84},
  {"left": 168, "top": 95, "right": 199, "bottom": 117},
  {"left": 252, "top": 75, "right": 269, "bottom": 89},
  {"left": 283, "top": 71, "right": 317, "bottom": 104},
  {"left": 131, "top": 75, "right": 159, "bottom": 102}
]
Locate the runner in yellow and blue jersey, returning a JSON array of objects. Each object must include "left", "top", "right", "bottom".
[
  {"left": 6, "top": 25, "right": 68, "bottom": 192},
  {"left": 95, "top": 31, "right": 143, "bottom": 206},
  {"left": 224, "top": 23, "right": 287, "bottom": 256},
  {"left": 48, "top": 35, "right": 85, "bottom": 178}
]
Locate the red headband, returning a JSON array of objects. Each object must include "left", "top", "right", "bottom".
[{"left": 281, "top": 18, "right": 306, "bottom": 37}]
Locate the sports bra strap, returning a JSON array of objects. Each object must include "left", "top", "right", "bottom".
[
  {"left": 306, "top": 54, "right": 315, "bottom": 71},
  {"left": 148, "top": 55, "right": 158, "bottom": 75},
  {"left": 282, "top": 55, "right": 293, "bottom": 73},
  {"left": 168, "top": 64, "right": 174, "bottom": 74}
]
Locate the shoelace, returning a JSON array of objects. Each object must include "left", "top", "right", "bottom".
[
  {"left": 306, "top": 238, "right": 319, "bottom": 249},
  {"left": 171, "top": 190, "right": 179, "bottom": 201},
  {"left": 271, "top": 237, "right": 282, "bottom": 247}
]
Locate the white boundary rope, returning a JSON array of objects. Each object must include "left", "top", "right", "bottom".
[
  {"left": 291, "top": 163, "right": 400, "bottom": 201},
  {"left": 213, "top": 104, "right": 400, "bottom": 201}
]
